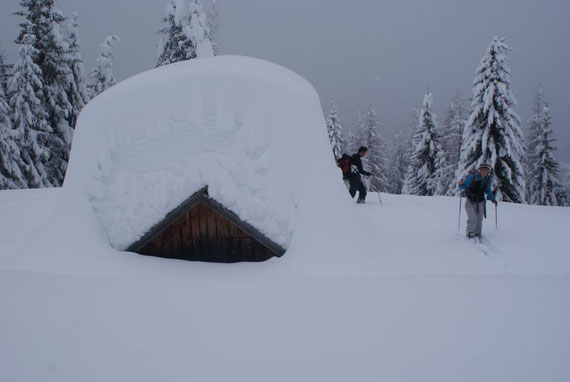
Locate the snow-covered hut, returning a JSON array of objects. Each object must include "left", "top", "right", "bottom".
[{"left": 63, "top": 56, "right": 348, "bottom": 263}]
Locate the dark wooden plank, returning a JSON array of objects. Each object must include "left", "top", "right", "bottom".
[
  {"left": 171, "top": 218, "right": 182, "bottom": 259},
  {"left": 198, "top": 202, "right": 210, "bottom": 257},
  {"left": 162, "top": 224, "right": 172, "bottom": 258},
  {"left": 229, "top": 220, "right": 246, "bottom": 238},
  {"left": 206, "top": 207, "right": 217, "bottom": 241},
  {"left": 153, "top": 233, "right": 163, "bottom": 254},
  {"left": 253, "top": 241, "right": 265, "bottom": 261},
  {"left": 198, "top": 202, "right": 208, "bottom": 240},
  {"left": 204, "top": 205, "right": 218, "bottom": 260},
  {"left": 180, "top": 211, "right": 192, "bottom": 257},
  {"left": 190, "top": 203, "right": 201, "bottom": 257},
  {"left": 227, "top": 220, "right": 240, "bottom": 261},
  {"left": 139, "top": 241, "right": 156, "bottom": 256},
  {"left": 241, "top": 237, "right": 253, "bottom": 260},
  {"left": 215, "top": 214, "right": 230, "bottom": 262}
]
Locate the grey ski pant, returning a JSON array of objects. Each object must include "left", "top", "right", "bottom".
[{"left": 465, "top": 199, "right": 485, "bottom": 236}]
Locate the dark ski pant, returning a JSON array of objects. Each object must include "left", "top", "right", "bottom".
[
  {"left": 348, "top": 176, "right": 367, "bottom": 201},
  {"left": 465, "top": 198, "right": 486, "bottom": 236}
]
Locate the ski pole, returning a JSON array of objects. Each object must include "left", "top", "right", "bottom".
[
  {"left": 377, "top": 192, "right": 382, "bottom": 205},
  {"left": 458, "top": 196, "right": 462, "bottom": 234},
  {"left": 495, "top": 203, "right": 498, "bottom": 230}
]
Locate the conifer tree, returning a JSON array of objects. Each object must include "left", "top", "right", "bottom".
[
  {"left": 0, "top": 76, "right": 25, "bottom": 189},
  {"left": 206, "top": 0, "right": 220, "bottom": 55},
  {"left": 187, "top": 0, "right": 214, "bottom": 57},
  {"left": 524, "top": 88, "right": 545, "bottom": 202},
  {"left": 87, "top": 35, "right": 120, "bottom": 98},
  {"left": 345, "top": 129, "right": 358, "bottom": 155},
  {"left": 362, "top": 105, "right": 388, "bottom": 192},
  {"left": 387, "top": 128, "right": 410, "bottom": 194},
  {"left": 326, "top": 100, "right": 344, "bottom": 159},
  {"left": 347, "top": 111, "right": 365, "bottom": 154},
  {"left": 157, "top": 0, "right": 213, "bottom": 67},
  {"left": 441, "top": 86, "right": 469, "bottom": 195},
  {"left": 15, "top": 0, "right": 76, "bottom": 186},
  {"left": 157, "top": 1, "right": 193, "bottom": 66},
  {"left": 8, "top": 25, "right": 53, "bottom": 188},
  {"left": 64, "top": 12, "right": 90, "bottom": 128},
  {"left": 457, "top": 37, "right": 525, "bottom": 202},
  {"left": 403, "top": 89, "right": 446, "bottom": 196},
  {"left": 0, "top": 50, "right": 12, "bottom": 93},
  {"left": 528, "top": 104, "right": 564, "bottom": 206},
  {"left": 400, "top": 107, "right": 420, "bottom": 195}
]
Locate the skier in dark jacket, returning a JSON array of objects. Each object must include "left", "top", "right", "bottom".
[
  {"left": 347, "top": 146, "right": 374, "bottom": 204},
  {"left": 458, "top": 162, "right": 497, "bottom": 238}
]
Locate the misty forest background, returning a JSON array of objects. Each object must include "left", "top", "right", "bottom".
[{"left": 0, "top": 0, "right": 568, "bottom": 207}]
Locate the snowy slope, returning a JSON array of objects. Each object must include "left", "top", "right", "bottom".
[
  {"left": 1, "top": 55, "right": 569, "bottom": 381},
  {"left": 1, "top": 189, "right": 569, "bottom": 381}
]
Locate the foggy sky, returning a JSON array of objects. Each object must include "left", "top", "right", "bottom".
[{"left": 1, "top": 0, "right": 569, "bottom": 161}]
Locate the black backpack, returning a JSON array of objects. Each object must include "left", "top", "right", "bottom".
[{"left": 336, "top": 154, "right": 352, "bottom": 179}]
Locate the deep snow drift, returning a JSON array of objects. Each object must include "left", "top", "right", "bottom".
[{"left": 64, "top": 55, "right": 350, "bottom": 251}]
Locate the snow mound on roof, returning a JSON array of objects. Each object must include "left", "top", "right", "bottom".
[{"left": 65, "top": 56, "right": 347, "bottom": 250}]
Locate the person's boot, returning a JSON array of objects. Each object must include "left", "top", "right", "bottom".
[{"left": 467, "top": 232, "right": 475, "bottom": 238}]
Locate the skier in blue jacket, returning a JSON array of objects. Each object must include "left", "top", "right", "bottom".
[{"left": 458, "top": 163, "right": 497, "bottom": 238}]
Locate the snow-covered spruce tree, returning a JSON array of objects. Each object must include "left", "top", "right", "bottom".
[
  {"left": 8, "top": 25, "right": 52, "bottom": 188},
  {"left": 206, "top": 0, "right": 220, "bottom": 55},
  {"left": 64, "top": 12, "right": 90, "bottom": 128},
  {"left": 157, "top": 1, "right": 193, "bottom": 66},
  {"left": 345, "top": 129, "right": 358, "bottom": 155},
  {"left": 403, "top": 89, "right": 447, "bottom": 196},
  {"left": 15, "top": 0, "right": 75, "bottom": 186},
  {"left": 441, "top": 86, "right": 469, "bottom": 195},
  {"left": 400, "top": 107, "right": 420, "bottom": 195},
  {"left": 556, "top": 173, "right": 569, "bottom": 207},
  {"left": 187, "top": 0, "right": 214, "bottom": 57},
  {"left": 457, "top": 37, "right": 525, "bottom": 203},
  {"left": 87, "top": 35, "right": 120, "bottom": 98},
  {"left": 326, "top": 100, "right": 344, "bottom": 159},
  {"left": 556, "top": 164, "right": 570, "bottom": 206},
  {"left": 528, "top": 104, "right": 564, "bottom": 206},
  {"left": 361, "top": 105, "right": 388, "bottom": 192},
  {"left": 0, "top": 76, "right": 26, "bottom": 189},
  {"left": 0, "top": 50, "right": 12, "bottom": 94},
  {"left": 524, "top": 87, "right": 545, "bottom": 202},
  {"left": 346, "top": 110, "right": 365, "bottom": 154},
  {"left": 156, "top": 0, "right": 213, "bottom": 67},
  {"left": 387, "top": 128, "right": 411, "bottom": 194}
]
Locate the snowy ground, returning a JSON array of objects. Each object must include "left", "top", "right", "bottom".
[{"left": 1, "top": 188, "right": 569, "bottom": 381}]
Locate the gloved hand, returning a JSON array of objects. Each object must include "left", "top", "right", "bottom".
[{"left": 492, "top": 200, "right": 498, "bottom": 206}]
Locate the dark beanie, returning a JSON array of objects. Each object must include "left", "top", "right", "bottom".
[{"left": 358, "top": 146, "right": 368, "bottom": 153}]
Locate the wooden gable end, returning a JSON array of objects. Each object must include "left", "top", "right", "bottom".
[{"left": 126, "top": 188, "right": 285, "bottom": 263}]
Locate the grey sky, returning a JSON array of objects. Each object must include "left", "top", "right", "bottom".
[{"left": 1, "top": 0, "right": 569, "bottom": 161}]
